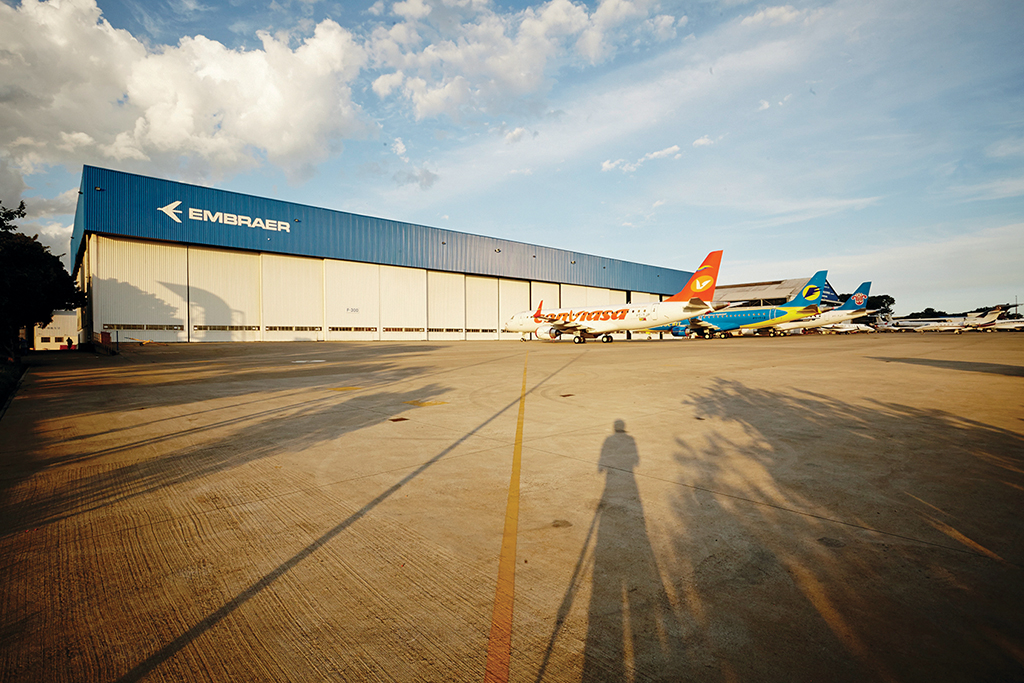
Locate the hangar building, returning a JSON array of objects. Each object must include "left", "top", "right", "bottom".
[{"left": 71, "top": 166, "right": 695, "bottom": 344}]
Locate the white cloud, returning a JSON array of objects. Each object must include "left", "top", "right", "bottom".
[
  {"left": 505, "top": 127, "right": 529, "bottom": 144},
  {"left": 23, "top": 189, "right": 79, "bottom": 220},
  {"left": 986, "top": 137, "right": 1024, "bottom": 158},
  {"left": 0, "top": 0, "right": 369, "bottom": 186},
  {"left": 367, "top": 0, "right": 683, "bottom": 119},
  {"left": 692, "top": 135, "right": 713, "bottom": 147},
  {"left": 741, "top": 5, "right": 805, "bottom": 27},
  {"left": 395, "top": 166, "right": 440, "bottom": 190},
  {"left": 602, "top": 144, "right": 680, "bottom": 172},
  {"left": 391, "top": 138, "right": 410, "bottom": 162},
  {"left": 757, "top": 99, "right": 770, "bottom": 110},
  {"left": 729, "top": 223, "right": 1024, "bottom": 315},
  {"left": 948, "top": 175, "right": 1024, "bottom": 202},
  {"left": 653, "top": 199, "right": 665, "bottom": 207}
]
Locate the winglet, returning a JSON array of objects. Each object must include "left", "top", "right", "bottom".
[{"left": 665, "top": 250, "right": 723, "bottom": 303}]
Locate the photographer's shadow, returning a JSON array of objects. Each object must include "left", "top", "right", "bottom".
[{"left": 582, "top": 419, "right": 686, "bottom": 681}]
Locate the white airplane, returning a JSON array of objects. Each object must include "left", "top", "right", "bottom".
[
  {"left": 775, "top": 281, "right": 874, "bottom": 333},
  {"left": 914, "top": 306, "right": 1008, "bottom": 333},
  {"left": 502, "top": 250, "right": 723, "bottom": 344},
  {"left": 818, "top": 322, "right": 876, "bottom": 334}
]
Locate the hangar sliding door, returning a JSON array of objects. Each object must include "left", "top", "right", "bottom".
[
  {"left": 188, "top": 247, "right": 261, "bottom": 342},
  {"left": 498, "top": 279, "right": 530, "bottom": 340},
  {"left": 380, "top": 265, "right": 427, "bottom": 340},
  {"left": 325, "top": 260, "right": 381, "bottom": 341},
  {"left": 531, "top": 281, "right": 560, "bottom": 310},
  {"left": 261, "top": 254, "right": 324, "bottom": 341},
  {"left": 427, "top": 271, "right": 465, "bottom": 340},
  {"left": 559, "top": 284, "right": 588, "bottom": 309},
  {"left": 93, "top": 236, "right": 188, "bottom": 343},
  {"left": 465, "top": 276, "right": 499, "bottom": 340}
]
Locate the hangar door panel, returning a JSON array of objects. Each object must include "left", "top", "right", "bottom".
[
  {"left": 380, "top": 266, "right": 427, "bottom": 340},
  {"left": 188, "top": 247, "right": 261, "bottom": 342},
  {"left": 531, "top": 282, "right": 559, "bottom": 310},
  {"left": 325, "top": 260, "right": 380, "bottom": 341},
  {"left": 584, "top": 287, "right": 611, "bottom": 306},
  {"left": 630, "top": 292, "right": 660, "bottom": 304},
  {"left": 94, "top": 236, "right": 188, "bottom": 342},
  {"left": 465, "top": 276, "right": 498, "bottom": 340},
  {"left": 559, "top": 284, "right": 588, "bottom": 309},
  {"left": 428, "top": 271, "right": 465, "bottom": 340},
  {"left": 262, "top": 254, "right": 324, "bottom": 341},
  {"left": 498, "top": 279, "right": 530, "bottom": 340}
]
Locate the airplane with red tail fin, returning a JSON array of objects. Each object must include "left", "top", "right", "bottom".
[{"left": 501, "top": 250, "right": 723, "bottom": 343}]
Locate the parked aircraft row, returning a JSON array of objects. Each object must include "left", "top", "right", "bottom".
[{"left": 502, "top": 250, "right": 1017, "bottom": 342}]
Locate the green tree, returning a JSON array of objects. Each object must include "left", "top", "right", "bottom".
[{"left": 0, "top": 200, "right": 86, "bottom": 361}]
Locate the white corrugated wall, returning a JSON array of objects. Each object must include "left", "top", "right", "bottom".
[
  {"left": 528, "top": 280, "right": 561, "bottom": 309},
  {"left": 188, "top": 247, "right": 261, "bottom": 342},
  {"left": 427, "top": 271, "right": 466, "bottom": 340},
  {"left": 465, "top": 276, "right": 499, "bottom": 340},
  {"left": 380, "top": 265, "right": 427, "bottom": 340},
  {"left": 86, "top": 236, "right": 668, "bottom": 345},
  {"left": 261, "top": 254, "right": 324, "bottom": 341},
  {"left": 559, "top": 284, "right": 588, "bottom": 309},
  {"left": 325, "top": 260, "right": 381, "bottom": 341},
  {"left": 93, "top": 236, "right": 188, "bottom": 342},
  {"left": 498, "top": 279, "right": 530, "bottom": 340}
]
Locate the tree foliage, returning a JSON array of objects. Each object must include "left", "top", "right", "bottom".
[{"left": 0, "top": 200, "right": 86, "bottom": 361}]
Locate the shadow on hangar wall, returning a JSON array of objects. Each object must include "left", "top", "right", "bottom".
[{"left": 71, "top": 165, "right": 693, "bottom": 295}]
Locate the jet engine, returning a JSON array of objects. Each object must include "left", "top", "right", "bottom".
[
  {"left": 669, "top": 326, "right": 689, "bottom": 337},
  {"left": 536, "top": 325, "right": 561, "bottom": 340}
]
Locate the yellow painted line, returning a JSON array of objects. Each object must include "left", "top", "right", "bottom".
[
  {"left": 403, "top": 400, "right": 448, "bottom": 407},
  {"left": 329, "top": 387, "right": 362, "bottom": 392},
  {"left": 484, "top": 353, "right": 529, "bottom": 683}
]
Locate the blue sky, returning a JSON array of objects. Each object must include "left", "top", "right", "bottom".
[{"left": 1, "top": 0, "right": 1022, "bottom": 314}]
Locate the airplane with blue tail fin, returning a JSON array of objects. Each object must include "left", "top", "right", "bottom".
[
  {"left": 774, "top": 281, "right": 873, "bottom": 333},
  {"left": 656, "top": 270, "right": 829, "bottom": 338}
]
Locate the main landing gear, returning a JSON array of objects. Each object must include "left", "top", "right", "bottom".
[{"left": 573, "top": 334, "right": 613, "bottom": 344}]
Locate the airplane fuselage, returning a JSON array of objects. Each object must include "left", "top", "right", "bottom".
[{"left": 502, "top": 300, "right": 709, "bottom": 338}]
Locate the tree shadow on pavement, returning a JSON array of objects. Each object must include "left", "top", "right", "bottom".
[
  {"left": 0, "top": 383, "right": 448, "bottom": 535},
  {"left": 661, "top": 379, "right": 1024, "bottom": 683}
]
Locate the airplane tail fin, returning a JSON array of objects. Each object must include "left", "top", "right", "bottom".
[
  {"left": 787, "top": 270, "right": 828, "bottom": 308},
  {"left": 665, "top": 250, "right": 723, "bottom": 303},
  {"left": 836, "top": 281, "right": 871, "bottom": 311}
]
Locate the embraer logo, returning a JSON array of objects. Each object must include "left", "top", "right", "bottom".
[
  {"left": 158, "top": 201, "right": 183, "bottom": 223},
  {"left": 156, "top": 200, "right": 291, "bottom": 232}
]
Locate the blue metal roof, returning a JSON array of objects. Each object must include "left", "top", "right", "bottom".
[{"left": 71, "top": 166, "right": 692, "bottom": 295}]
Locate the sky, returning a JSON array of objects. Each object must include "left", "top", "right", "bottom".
[{"left": 1, "top": 0, "right": 1022, "bottom": 315}]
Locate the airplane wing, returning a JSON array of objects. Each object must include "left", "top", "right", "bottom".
[{"left": 688, "top": 317, "right": 720, "bottom": 331}]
